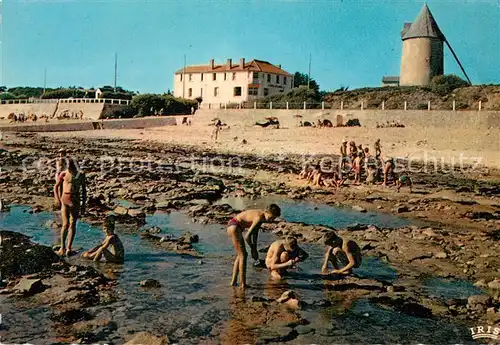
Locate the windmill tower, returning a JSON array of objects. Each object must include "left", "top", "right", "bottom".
[
  {"left": 400, "top": 4, "right": 445, "bottom": 86},
  {"left": 399, "top": 4, "right": 471, "bottom": 87}
]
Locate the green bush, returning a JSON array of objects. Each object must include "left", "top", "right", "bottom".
[
  {"left": 430, "top": 75, "right": 469, "bottom": 96},
  {"left": 130, "top": 94, "right": 197, "bottom": 116},
  {"left": 41, "top": 88, "right": 86, "bottom": 99},
  {"left": 100, "top": 105, "right": 137, "bottom": 119},
  {"left": 0, "top": 92, "right": 16, "bottom": 100},
  {"left": 259, "top": 86, "right": 321, "bottom": 109},
  {"left": 101, "top": 91, "right": 133, "bottom": 100}
]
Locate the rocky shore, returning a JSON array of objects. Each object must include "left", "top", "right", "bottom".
[{"left": 1, "top": 133, "right": 499, "bottom": 344}]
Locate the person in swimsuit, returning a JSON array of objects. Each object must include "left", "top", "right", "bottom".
[
  {"left": 54, "top": 157, "right": 86, "bottom": 256},
  {"left": 396, "top": 173, "right": 413, "bottom": 193},
  {"left": 321, "top": 232, "right": 362, "bottom": 276},
  {"left": 82, "top": 215, "right": 124, "bottom": 263},
  {"left": 227, "top": 204, "right": 281, "bottom": 288},
  {"left": 374, "top": 139, "right": 381, "bottom": 157},
  {"left": 383, "top": 157, "right": 396, "bottom": 186},
  {"left": 340, "top": 139, "right": 349, "bottom": 170},
  {"left": 265, "top": 236, "right": 308, "bottom": 280},
  {"left": 53, "top": 149, "right": 67, "bottom": 207}
]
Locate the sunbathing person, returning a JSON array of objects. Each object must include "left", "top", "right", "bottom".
[
  {"left": 265, "top": 237, "right": 308, "bottom": 280},
  {"left": 323, "top": 172, "right": 347, "bottom": 191},
  {"left": 321, "top": 232, "right": 362, "bottom": 275},
  {"left": 82, "top": 216, "right": 124, "bottom": 263},
  {"left": 227, "top": 204, "right": 281, "bottom": 288},
  {"left": 299, "top": 165, "right": 313, "bottom": 180}
]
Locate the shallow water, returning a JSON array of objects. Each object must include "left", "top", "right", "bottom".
[
  {"left": 0, "top": 204, "right": 476, "bottom": 344},
  {"left": 216, "top": 196, "right": 417, "bottom": 229}
]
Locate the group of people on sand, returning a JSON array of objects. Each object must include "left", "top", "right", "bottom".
[
  {"left": 299, "top": 138, "right": 412, "bottom": 193},
  {"left": 226, "top": 204, "right": 361, "bottom": 288},
  {"left": 53, "top": 150, "right": 124, "bottom": 263},
  {"left": 376, "top": 121, "right": 405, "bottom": 128}
]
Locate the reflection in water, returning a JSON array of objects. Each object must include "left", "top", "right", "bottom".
[
  {"left": 0, "top": 204, "right": 473, "bottom": 344},
  {"left": 216, "top": 196, "right": 419, "bottom": 229}
]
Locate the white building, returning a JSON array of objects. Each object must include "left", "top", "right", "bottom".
[{"left": 173, "top": 58, "right": 293, "bottom": 105}]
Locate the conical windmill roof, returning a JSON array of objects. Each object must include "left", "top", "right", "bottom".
[{"left": 402, "top": 4, "right": 445, "bottom": 41}]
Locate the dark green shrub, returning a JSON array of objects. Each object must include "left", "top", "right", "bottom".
[{"left": 430, "top": 75, "right": 469, "bottom": 96}]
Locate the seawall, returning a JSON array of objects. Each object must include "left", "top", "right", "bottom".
[
  {"left": 193, "top": 109, "right": 500, "bottom": 130},
  {"left": 0, "top": 116, "right": 182, "bottom": 132}
]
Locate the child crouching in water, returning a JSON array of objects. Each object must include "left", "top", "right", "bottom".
[
  {"left": 321, "top": 232, "right": 362, "bottom": 275},
  {"left": 227, "top": 204, "right": 281, "bottom": 289}
]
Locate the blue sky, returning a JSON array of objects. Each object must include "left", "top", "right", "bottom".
[{"left": 1, "top": 0, "right": 499, "bottom": 93}]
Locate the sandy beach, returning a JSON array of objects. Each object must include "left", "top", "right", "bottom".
[{"left": 41, "top": 124, "right": 500, "bottom": 170}]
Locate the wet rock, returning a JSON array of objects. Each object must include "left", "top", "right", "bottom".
[
  {"left": 346, "top": 223, "right": 369, "bottom": 231},
  {"left": 370, "top": 296, "right": 433, "bottom": 318},
  {"left": 0, "top": 231, "right": 61, "bottom": 279},
  {"left": 155, "top": 200, "right": 173, "bottom": 209},
  {"left": 50, "top": 309, "right": 93, "bottom": 325},
  {"left": 295, "top": 325, "right": 314, "bottom": 335},
  {"left": 261, "top": 326, "right": 298, "bottom": 343},
  {"left": 487, "top": 279, "right": 500, "bottom": 290},
  {"left": 434, "top": 252, "right": 448, "bottom": 259},
  {"left": 14, "top": 277, "right": 47, "bottom": 296},
  {"left": 251, "top": 296, "right": 269, "bottom": 303},
  {"left": 188, "top": 204, "right": 207, "bottom": 215},
  {"left": 140, "top": 279, "right": 162, "bottom": 288},
  {"left": 124, "top": 332, "right": 170, "bottom": 345},
  {"left": 189, "top": 199, "right": 211, "bottom": 206},
  {"left": 128, "top": 208, "right": 145, "bottom": 219},
  {"left": 467, "top": 295, "right": 491, "bottom": 312},
  {"left": 422, "top": 228, "right": 439, "bottom": 238},
  {"left": 113, "top": 206, "right": 128, "bottom": 216},
  {"left": 326, "top": 277, "right": 385, "bottom": 292},
  {"left": 178, "top": 232, "right": 199, "bottom": 244},
  {"left": 277, "top": 290, "right": 302, "bottom": 309},
  {"left": 352, "top": 205, "right": 367, "bottom": 213},
  {"left": 73, "top": 318, "right": 118, "bottom": 342},
  {"left": 394, "top": 205, "right": 409, "bottom": 213}
]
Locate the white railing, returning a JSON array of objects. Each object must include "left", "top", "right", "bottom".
[
  {"left": 198, "top": 100, "right": 486, "bottom": 111},
  {"left": 0, "top": 98, "right": 130, "bottom": 105}
]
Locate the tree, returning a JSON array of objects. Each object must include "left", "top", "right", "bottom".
[{"left": 293, "top": 72, "right": 320, "bottom": 95}]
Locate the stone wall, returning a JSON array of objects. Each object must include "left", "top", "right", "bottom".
[
  {"left": 0, "top": 116, "right": 180, "bottom": 132},
  {"left": 193, "top": 108, "right": 500, "bottom": 130}
]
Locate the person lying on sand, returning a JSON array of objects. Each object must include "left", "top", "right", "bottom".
[
  {"left": 82, "top": 216, "right": 124, "bottom": 263},
  {"left": 265, "top": 237, "right": 308, "bottom": 280},
  {"left": 321, "top": 232, "right": 362, "bottom": 275},
  {"left": 227, "top": 204, "right": 281, "bottom": 288},
  {"left": 299, "top": 165, "right": 313, "bottom": 180},
  {"left": 396, "top": 173, "right": 413, "bottom": 193}
]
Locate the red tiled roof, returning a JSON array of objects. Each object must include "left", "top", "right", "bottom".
[{"left": 175, "top": 59, "right": 292, "bottom": 76}]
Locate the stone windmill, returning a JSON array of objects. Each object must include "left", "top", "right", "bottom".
[{"left": 399, "top": 4, "right": 471, "bottom": 86}]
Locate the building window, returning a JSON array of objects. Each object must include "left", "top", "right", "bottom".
[
  {"left": 214, "top": 87, "right": 219, "bottom": 97},
  {"left": 234, "top": 87, "right": 242, "bottom": 96},
  {"left": 224, "top": 73, "right": 227, "bottom": 81},
  {"left": 248, "top": 88, "right": 258, "bottom": 96},
  {"left": 232, "top": 73, "right": 236, "bottom": 81},
  {"left": 284, "top": 76, "right": 287, "bottom": 85},
  {"left": 201, "top": 73, "right": 204, "bottom": 81},
  {"left": 253, "top": 72, "right": 259, "bottom": 79},
  {"left": 213, "top": 73, "right": 217, "bottom": 81},
  {"left": 264, "top": 88, "right": 269, "bottom": 96},
  {"left": 276, "top": 75, "right": 280, "bottom": 84},
  {"left": 188, "top": 88, "right": 192, "bottom": 97},
  {"left": 267, "top": 74, "right": 271, "bottom": 82},
  {"left": 180, "top": 74, "right": 183, "bottom": 82},
  {"left": 189, "top": 74, "right": 192, "bottom": 82}
]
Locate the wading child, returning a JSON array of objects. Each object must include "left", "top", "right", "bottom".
[
  {"left": 82, "top": 215, "right": 125, "bottom": 263},
  {"left": 265, "top": 236, "right": 308, "bottom": 280},
  {"left": 321, "top": 232, "right": 362, "bottom": 276},
  {"left": 396, "top": 172, "right": 413, "bottom": 193},
  {"left": 227, "top": 204, "right": 281, "bottom": 288}
]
